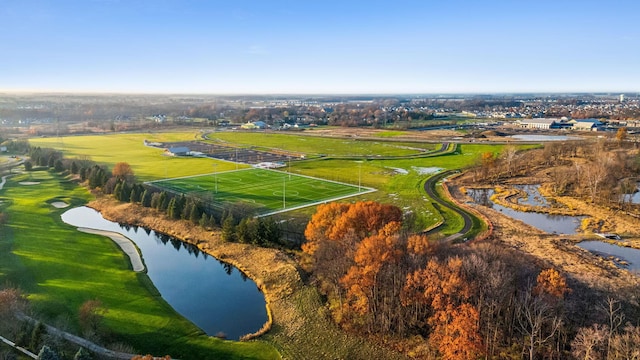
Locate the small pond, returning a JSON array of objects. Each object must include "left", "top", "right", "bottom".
[
  {"left": 578, "top": 241, "right": 640, "bottom": 271},
  {"left": 467, "top": 188, "right": 584, "bottom": 234},
  {"left": 621, "top": 183, "right": 640, "bottom": 204},
  {"left": 507, "top": 134, "right": 579, "bottom": 142},
  {"left": 61, "top": 206, "right": 268, "bottom": 340}
]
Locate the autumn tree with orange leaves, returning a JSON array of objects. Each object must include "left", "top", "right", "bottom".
[
  {"left": 340, "top": 223, "right": 405, "bottom": 332},
  {"left": 302, "top": 201, "right": 402, "bottom": 308},
  {"left": 402, "top": 257, "right": 483, "bottom": 360},
  {"left": 533, "top": 268, "right": 571, "bottom": 300},
  {"left": 301, "top": 201, "right": 608, "bottom": 360},
  {"left": 112, "top": 162, "right": 135, "bottom": 183}
]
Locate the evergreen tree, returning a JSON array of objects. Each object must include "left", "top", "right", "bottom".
[
  {"left": 129, "top": 188, "right": 137, "bottom": 203},
  {"left": 199, "top": 213, "right": 209, "bottom": 229},
  {"left": 113, "top": 183, "right": 123, "bottom": 201},
  {"left": 181, "top": 200, "right": 193, "bottom": 220},
  {"left": 236, "top": 218, "right": 251, "bottom": 243},
  {"left": 175, "top": 195, "right": 186, "bottom": 218},
  {"left": 265, "top": 218, "right": 282, "bottom": 244},
  {"left": 70, "top": 161, "right": 79, "bottom": 174},
  {"left": 54, "top": 159, "right": 64, "bottom": 172},
  {"left": 221, "top": 214, "right": 236, "bottom": 242},
  {"left": 142, "top": 189, "right": 152, "bottom": 207},
  {"left": 150, "top": 192, "right": 162, "bottom": 209},
  {"left": 24, "top": 161, "right": 33, "bottom": 171},
  {"left": 167, "top": 198, "right": 177, "bottom": 219},
  {"left": 189, "top": 203, "right": 201, "bottom": 223},
  {"left": 119, "top": 182, "right": 131, "bottom": 202},
  {"left": 160, "top": 192, "right": 171, "bottom": 211},
  {"left": 208, "top": 212, "right": 218, "bottom": 228}
]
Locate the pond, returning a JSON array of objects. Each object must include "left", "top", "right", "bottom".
[
  {"left": 621, "top": 183, "right": 640, "bottom": 204},
  {"left": 467, "top": 188, "right": 585, "bottom": 234},
  {"left": 61, "top": 206, "right": 268, "bottom": 340},
  {"left": 507, "top": 134, "right": 579, "bottom": 142},
  {"left": 578, "top": 241, "right": 640, "bottom": 271}
]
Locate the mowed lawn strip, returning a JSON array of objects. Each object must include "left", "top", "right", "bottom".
[
  {"left": 0, "top": 170, "right": 278, "bottom": 360},
  {"left": 150, "top": 168, "right": 369, "bottom": 215}
]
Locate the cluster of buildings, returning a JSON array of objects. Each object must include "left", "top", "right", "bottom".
[{"left": 518, "top": 118, "right": 604, "bottom": 131}]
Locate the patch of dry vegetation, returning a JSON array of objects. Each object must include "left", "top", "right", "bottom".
[{"left": 450, "top": 139, "right": 640, "bottom": 294}]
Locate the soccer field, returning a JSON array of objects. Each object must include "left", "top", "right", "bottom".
[{"left": 148, "top": 168, "right": 374, "bottom": 216}]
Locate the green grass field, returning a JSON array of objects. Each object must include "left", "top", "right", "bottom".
[
  {"left": 0, "top": 170, "right": 278, "bottom": 359},
  {"left": 206, "top": 131, "right": 437, "bottom": 156},
  {"left": 29, "top": 132, "right": 247, "bottom": 181},
  {"left": 150, "top": 168, "right": 371, "bottom": 216},
  {"left": 29, "top": 131, "right": 535, "bottom": 233}
]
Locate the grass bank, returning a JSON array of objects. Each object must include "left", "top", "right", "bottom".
[{"left": 0, "top": 170, "right": 278, "bottom": 359}]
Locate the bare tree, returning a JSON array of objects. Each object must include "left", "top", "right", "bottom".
[
  {"left": 517, "top": 288, "right": 563, "bottom": 360},
  {"left": 571, "top": 324, "right": 608, "bottom": 360},
  {"left": 501, "top": 145, "right": 519, "bottom": 178},
  {"left": 599, "top": 297, "right": 625, "bottom": 359}
]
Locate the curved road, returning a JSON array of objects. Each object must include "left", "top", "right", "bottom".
[{"left": 423, "top": 169, "right": 473, "bottom": 241}]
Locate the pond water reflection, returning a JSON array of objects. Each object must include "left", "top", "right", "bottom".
[
  {"left": 467, "top": 188, "right": 584, "bottom": 234},
  {"left": 514, "top": 185, "right": 549, "bottom": 207},
  {"left": 507, "top": 134, "right": 579, "bottom": 141},
  {"left": 61, "top": 206, "right": 268, "bottom": 340},
  {"left": 621, "top": 183, "right": 640, "bottom": 204},
  {"left": 578, "top": 241, "right": 640, "bottom": 271}
]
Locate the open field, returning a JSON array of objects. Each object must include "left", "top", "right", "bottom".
[
  {"left": 289, "top": 144, "right": 528, "bottom": 232},
  {"left": 29, "top": 132, "right": 248, "bottom": 181},
  {"left": 0, "top": 170, "right": 278, "bottom": 359},
  {"left": 206, "top": 131, "right": 437, "bottom": 156},
  {"left": 150, "top": 168, "right": 370, "bottom": 216},
  {"left": 29, "top": 131, "right": 533, "bottom": 235}
]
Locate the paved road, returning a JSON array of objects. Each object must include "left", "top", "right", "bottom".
[{"left": 423, "top": 169, "right": 473, "bottom": 241}]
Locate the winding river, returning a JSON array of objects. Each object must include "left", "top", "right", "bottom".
[
  {"left": 466, "top": 188, "right": 585, "bottom": 234},
  {"left": 61, "top": 206, "right": 268, "bottom": 340}
]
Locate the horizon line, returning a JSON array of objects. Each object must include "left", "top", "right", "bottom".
[{"left": 0, "top": 89, "right": 638, "bottom": 97}]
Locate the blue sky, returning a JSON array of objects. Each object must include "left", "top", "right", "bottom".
[{"left": 1, "top": 0, "right": 638, "bottom": 94}]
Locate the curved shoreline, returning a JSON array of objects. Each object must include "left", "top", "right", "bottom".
[
  {"left": 86, "top": 198, "right": 409, "bottom": 359},
  {"left": 86, "top": 198, "right": 292, "bottom": 342},
  {"left": 75, "top": 227, "right": 146, "bottom": 272}
]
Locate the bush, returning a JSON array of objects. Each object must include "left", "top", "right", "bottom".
[{"left": 37, "top": 346, "right": 59, "bottom": 360}]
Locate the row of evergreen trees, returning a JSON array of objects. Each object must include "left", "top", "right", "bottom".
[{"left": 29, "top": 147, "right": 290, "bottom": 248}]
